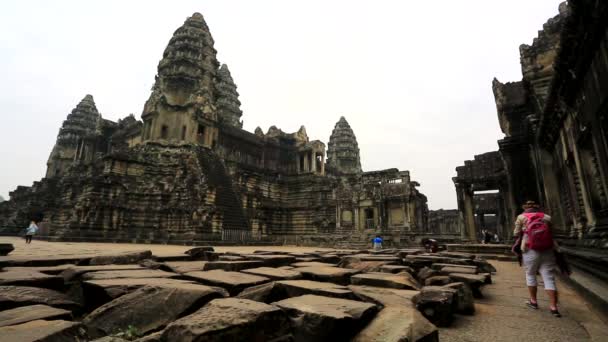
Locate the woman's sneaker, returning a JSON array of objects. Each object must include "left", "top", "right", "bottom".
[
  {"left": 526, "top": 300, "right": 539, "bottom": 309},
  {"left": 550, "top": 309, "right": 561, "bottom": 317}
]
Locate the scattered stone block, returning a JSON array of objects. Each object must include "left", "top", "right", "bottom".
[
  {"left": 0, "top": 269, "right": 64, "bottom": 289},
  {"left": 440, "top": 266, "right": 477, "bottom": 275},
  {"left": 352, "top": 305, "right": 439, "bottom": 342},
  {"left": 278, "top": 280, "right": 355, "bottom": 299},
  {"left": 292, "top": 261, "right": 337, "bottom": 268},
  {"left": 240, "top": 267, "right": 302, "bottom": 280},
  {"left": 163, "top": 261, "right": 207, "bottom": 274},
  {"left": 81, "top": 269, "right": 177, "bottom": 281},
  {"left": 60, "top": 265, "right": 146, "bottom": 282},
  {"left": 417, "top": 267, "right": 440, "bottom": 282},
  {"left": 162, "top": 298, "right": 291, "bottom": 341},
  {"left": 184, "top": 270, "right": 269, "bottom": 295},
  {"left": 338, "top": 257, "right": 388, "bottom": 272},
  {"left": 217, "top": 255, "right": 244, "bottom": 261},
  {"left": 0, "top": 243, "right": 14, "bottom": 256},
  {"left": 380, "top": 265, "right": 414, "bottom": 274},
  {"left": 184, "top": 246, "right": 215, "bottom": 260},
  {"left": 412, "top": 286, "right": 458, "bottom": 327},
  {"left": 444, "top": 282, "right": 475, "bottom": 315},
  {"left": 242, "top": 254, "right": 296, "bottom": 267},
  {"left": 347, "top": 285, "right": 419, "bottom": 306},
  {"left": 84, "top": 284, "right": 227, "bottom": 338},
  {"left": 0, "top": 320, "right": 86, "bottom": 342},
  {"left": 294, "top": 257, "right": 320, "bottom": 262},
  {"left": 273, "top": 294, "right": 378, "bottom": 341},
  {"left": 202, "top": 260, "right": 264, "bottom": 272},
  {"left": 296, "top": 266, "right": 360, "bottom": 285},
  {"left": 425, "top": 276, "right": 452, "bottom": 286},
  {"left": 431, "top": 263, "right": 478, "bottom": 272},
  {"left": 351, "top": 272, "right": 420, "bottom": 290},
  {"left": 138, "top": 259, "right": 173, "bottom": 272},
  {"left": 437, "top": 252, "right": 476, "bottom": 260},
  {"left": 0, "top": 305, "right": 72, "bottom": 327},
  {"left": 133, "top": 331, "right": 162, "bottom": 342},
  {"left": 349, "top": 254, "right": 401, "bottom": 263},
  {"left": 89, "top": 250, "right": 152, "bottom": 265},
  {"left": 318, "top": 254, "right": 342, "bottom": 264},
  {"left": 447, "top": 273, "right": 487, "bottom": 297},
  {"left": 82, "top": 278, "right": 201, "bottom": 308},
  {"left": 0, "top": 286, "right": 81, "bottom": 312}
]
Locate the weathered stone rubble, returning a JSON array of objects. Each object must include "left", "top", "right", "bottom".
[
  {"left": 0, "top": 246, "right": 496, "bottom": 340},
  {"left": 0, "top": 12, "right": 430, "bottom": 248}
]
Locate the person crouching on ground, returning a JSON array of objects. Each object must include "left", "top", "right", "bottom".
[
  {"left": 25, "top": 220, "right": 39, "bottom": 244},
  {"left": 372, "top": 235, "right": 383, "bottom": 250},
  {"left": 514, "top": 200, "right": 561, "bottom": 317}
]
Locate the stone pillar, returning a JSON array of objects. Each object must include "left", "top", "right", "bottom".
[
  {"left": 460, "top": 184, "right": 476, "bottom": 241},
  {"left": 538, "top": 148, "right": 567, "bottom": 235},
  {"left": 311, "top": 152, "right": 316, "bottom": 173},
  {"left": 303, "top": 152, "right": 309, "bottom": 172},
  {"left": 320, "top": 153, "right": 325, "bottom": 175}
]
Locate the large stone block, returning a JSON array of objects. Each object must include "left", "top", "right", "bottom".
[
  {"left": 202, "top": 261, "right": 264, "bottom": 272},
  {"left": 184, "top": 270, "right": 269, "bottom": 295},
  {"left": 0, "top": 243, "right": 14, "bottom": 256},
  {"left": 0, "top": 319, "right": 86, "bottom": 342},
  {"left": 240, "top": 267, "right": 302, "bottom": 280},
  {"left": 0, "top": 286, "right": 81, "bottom": 312},
  {"left": 0, "top": 305, "right": 72, "bottom": 328},
  {"left": 84, "top": 284, "right": 227, "bottom": 338},
  {"left": 81, "top": 269, "right": 178, "bottom": 281},
  {"left": 273, "top": 294, "right": 378, "bottom": 341},
  {"left": 242, "top": 254, "right": 296, "bottom": 267},
  {"left": 296, "top": 266, "right": 360, "bottom": 285},
  {"left": 350, "top": 272, "right": 420, "bottom": 290},
  {"left": 0, "top": 269, "right": 64, "bottom": 290},
  {"left": 411, "top": 286, "right": 458, "bottom": 327},
  {"left": 89, "top": 250, "right": 152, "bottom": 265},
  {"left": 162, "top": 298, "right": 291, "bottom": 341},
  {"left": 352, "top": 306, "right": 438, "bottom": 342}
]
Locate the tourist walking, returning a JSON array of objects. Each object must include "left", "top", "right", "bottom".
[
  {"left": 372, "top": 235, "right": 383, "bottom": 250},
  {"left": 513, "top": 200, "right": 561, "bottom": 317},
  {"left": 25, "top": 220, "right": 38, "bottom": 244}
]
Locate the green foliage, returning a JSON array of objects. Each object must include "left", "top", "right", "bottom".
[{"left": 112, "top": 325, "right": 142, "bottom": 341}]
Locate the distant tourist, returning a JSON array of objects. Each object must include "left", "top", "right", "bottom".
[
  {"left": 483, "top": 229, "right": 492, "bottom": 244},
  {"left": 493, "top": 232, "right": 500, "bottom": 243},
  {"left": 25, "top": 220, "right": 39, "bottom": 244},
  {"left": 372, "top": 235, "right": 383, "bottom": 250},
  {"left": 513, "top": 200, "right": 561, "bottom": 317}
]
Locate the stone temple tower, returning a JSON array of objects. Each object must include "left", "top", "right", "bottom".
[
  {"left": 141, "top": 12, "right": 220, "bottom": 147},
  {"left": 326, "top": 116, "right": 362, "bottom": 175},
  {"left": 46, "top": 94, "right": 100, "bottom": 178},
  {"left": 215, "top": 64, "right": 243, "bottom": 128}
]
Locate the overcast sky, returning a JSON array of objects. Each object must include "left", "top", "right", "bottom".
[{"left": 0, "top": 0, "right": 563, "bottom": 209}]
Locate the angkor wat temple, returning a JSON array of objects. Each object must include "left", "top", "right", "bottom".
[{"left": 0, "top": 13, "right": 437, "bottom": 246}]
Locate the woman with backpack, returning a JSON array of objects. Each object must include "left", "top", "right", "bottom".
[{"left": 513, "top": 200, "right": 561, "bottom": 317}]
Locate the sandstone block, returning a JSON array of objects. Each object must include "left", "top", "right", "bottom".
[
  {"left": 351, "top": 272, "right": 420, "bottom": 290},
  {"left": 0, "top": 286, "right": 81, "bottom": 312},
  {"left": 447, "top": 273, "right": 487, "bottom": 297},
  {"left": 412, "top": 286, "right": 458, "bottom": 327},
  {"left": 0, "top": 305, "right": 72, "bottom": 328},
  {"left": 202, "top": 260, "right": 263, "bottom": 272},
  {"left": 0, "top": 243, "right": 14, "bottom": 256},
  {"left": 163, "top": 261, "right": 207, "bottom": 274},
  {"left": 0, "top": 320, "right": 86, "bottom": 342},
  {"left": 444, "top": 282, "right": 475, "bottom": 315},
  {"left": 81, "top": 269, "right": 178, "bottom": 281},
  {"left": 162, "top": 298, "right": 291, "bottom": 341},
  {"left": 84, "top": 284, "right": 227, "bottom": 338},
  {"left": 242, "top": 254, "right": 296, "bottom": 267},
  {"left": 380, "top": 265, "right": 415, "bottom": 274},
  {"left": 240, "top": 267, "right": 302, "bottom": 280},
  {"left": 184, "top": 270, "right": 269, "bottom": 295},
  {"left": 348, "top": 285, "right": 419, "bottom": 306},
  {"left": 338, "top": 257, "right": 388, "bottom": 272},
  {"left": 296, "top": 266, "right": 360, "bottom": 285},
  {"left": 89, "top": 250, "right": 152, "bottom": 265},
  {"left": 425, "top": 276, "right": 452, "bottom": 286},
  {"left": 352, "top": 306, "right": 438, "bottom": 342},
  {"left": 292, "top": 261, "right": 337, "bottom": 268},
  {"left": 273, "top": 294, "right": 378, "bottom": 341},
  {"left": 0, "top": 269, "right": 64, "bottom": 290}
]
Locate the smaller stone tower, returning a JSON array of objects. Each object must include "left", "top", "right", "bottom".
[
  {"left": 215, "top": 64, "right": 243, "bottom": 128},
  {"left": 46, "top": 94, "right": 100, "bottom": 178},
  {"left": 326, "top": 116, "right": 362, "bottom": 175}
]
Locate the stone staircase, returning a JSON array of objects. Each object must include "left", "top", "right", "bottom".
[{"left": 196, "top": 149, "right": 250, "bottom": 233}]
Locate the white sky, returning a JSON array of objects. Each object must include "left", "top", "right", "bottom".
[{"left": 0, "top": 0, "right": 563, "bottom": 209}]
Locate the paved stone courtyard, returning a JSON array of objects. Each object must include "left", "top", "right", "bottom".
[{"left": 1, "top": 237, "right": 607, "bottom": 341}]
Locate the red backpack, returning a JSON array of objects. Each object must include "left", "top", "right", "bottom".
[{"left": 523, "top": 212, "right": 553, "bottom": 251}]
